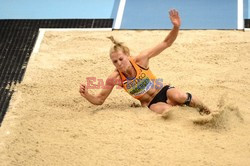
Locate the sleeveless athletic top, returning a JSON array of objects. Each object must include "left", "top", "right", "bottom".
[{"left": 118, "top": 57, "right": 157, "bottom": 99}]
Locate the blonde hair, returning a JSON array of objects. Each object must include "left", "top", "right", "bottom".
[{"left": 107, "top": 36, "right": 130, "bottom": 56}]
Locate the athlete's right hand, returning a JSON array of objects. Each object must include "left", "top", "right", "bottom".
[{"left": 79, "top": 83, "right": 88, "bottom": 98}]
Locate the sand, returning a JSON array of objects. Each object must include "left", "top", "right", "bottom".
[{"left": 0, "top": 30, "right": 250, "bottom": 166}]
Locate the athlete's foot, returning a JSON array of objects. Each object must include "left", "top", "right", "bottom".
[
  {"left": 199, "top": 107, "right": 211, "bottom": 115},
  {"left": 197, "top": 105, "right": 211, "bottom": 115}
]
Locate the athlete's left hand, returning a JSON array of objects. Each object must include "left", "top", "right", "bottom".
[{"left": 169, "top": 9, "right": 181, "bottom": 28}]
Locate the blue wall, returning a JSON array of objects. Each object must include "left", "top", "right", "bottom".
[
  {"left": 121, "top": 0, "right": 238, "bottom": 29},
  {"left": 0, "top": 0, "right": 249, "bottom": 28},
  {"left": 244, "top": 0, "right": 249, "bottom": 18},
  {"left": 0, "top": 0, "right": 115, "bottom": 19},
  {"left": 248, "top": 0, "right": 250, "bottom": 18}
]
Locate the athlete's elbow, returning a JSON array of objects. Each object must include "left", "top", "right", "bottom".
[
  {"left": 94, "top": 96, "right": 105, "bottom": 105},
  {"left": 161, "top": 41, "right": 171, "bottom": 49},
  {"left": 95, "top": 100, "right": 104, "bottom": 105},
  {"left": 164, "top": 41, "right": 172, "bottom": 48}
]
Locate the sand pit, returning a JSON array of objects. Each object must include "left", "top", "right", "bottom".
[{"left": 0, "top": 30, "right": 250, "bottom": 165}]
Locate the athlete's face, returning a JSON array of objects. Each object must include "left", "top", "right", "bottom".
[{"left": 110, "top": 50, "right": 130, "bottom": 72}]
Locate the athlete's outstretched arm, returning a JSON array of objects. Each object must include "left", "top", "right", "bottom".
[
  {"left": 135, "top": 9, "right": 181, "bottom": 67},
  {"left": 79, "top": 73, "right": 118, "bottom": 105}
]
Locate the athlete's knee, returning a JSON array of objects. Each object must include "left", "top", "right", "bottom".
[{"left": 170, "top": 92, "right": 188, "bottom": 104}]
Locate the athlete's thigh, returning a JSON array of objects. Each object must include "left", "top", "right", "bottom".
[{"left": 149, "top": 102, "right": 172, "bottom": 114}]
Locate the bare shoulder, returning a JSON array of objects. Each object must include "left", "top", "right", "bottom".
[{"left": 107, "top": 70, "right": 122, "bottom": 87}]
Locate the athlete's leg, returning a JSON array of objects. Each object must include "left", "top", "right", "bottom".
[
  {"left": 188, "top": 94, "right": 211, "bottom": 115},
  {"left": 149, "top": 102, "right": 173, "bottom": 118},
  {"left": 166, "top": 88, "right": 211, "bottom": 115}
]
